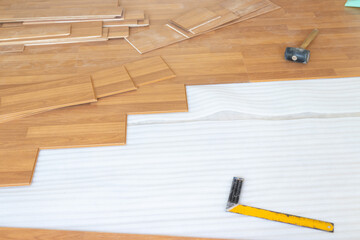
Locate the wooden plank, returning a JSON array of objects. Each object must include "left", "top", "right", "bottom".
[
  {"left": 0, "top": 7, "right": 124, "bottom": 22},
  {"left": 91, "top": 65, "right": 136, "bottom": 98},
  {"left": 103, "top": 19, "right": 139, "bottom": 27},
  {"left": 26, "top": 27, "right": 109, "bottom": 46},
  {"left": 0, "top": 149, "right": 39, "bottom": 187},
  {"left": 221, "top": 0, "right": 272, "bottom": 16},
  {"left": 171, "top": 7, "right": 220, "bottom": 31},
  {"left": 189, "top": 5, "right": 239, "bottom": 34},
  {"left": 23, "top": 17, "right": 124, "bottom": 25},
  {"left": 0, "top": 227, "right": 228, "bottom": 240},
  {"left": 0, "top": 24, "right": 70, "bottom": 41},
  {"left": 0, "top": 75, "right": 97, "bottom": 123},
  {"left": 125, "top": 25, "right": 187, "bottom": 54},
  {"left": 0, "top": 21, "right": 104, "bottom": 46},
  {"left": 124, "top": 56, "right": 176, "bottom": 87},
  {"left": 107, "top": 26, "right": 129, "bottom": 39}
]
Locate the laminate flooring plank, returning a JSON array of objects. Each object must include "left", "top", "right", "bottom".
[
  {"left": 0, "top": 7, "right": 124, "bottom": 22},
  {"left": 107, "top": 26, "right": 129, "bottom": 39},
  {"left": 186, "top": 5, "right": 238, "bottom": 34},
  {"left": 91, "top": 65, "right": 136, "bottom": 98},
  {"left": 95, "top": 83, "right": 188, "bottom": 115},
  {"left": 26, "top": 27, "right": 109, "bottom": 46},
  {"left": 124, "top": 56, "right": 176, "bottom": 87},
  {"left": 0, "top": 227, "right": 228, "bottom": 240},
  {"left": 0, "top": 76, "right": 97, "bottom": 123},
  {"left": 171, "top": 7, "right": 220, "bottom": 31},
  {"left": 125, "top": 25, "right": 187, "bottom": 54},
  {"left": 0, "top": 21, "right": 104, "bottom": 46},
  {"left": 0, "top": 24, "right": 71, "bottom": 41},
  {"left": 0, "top": 149, "right": 39, "bottom": 187}
]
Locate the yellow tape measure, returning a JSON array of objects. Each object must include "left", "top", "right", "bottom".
[{"left": 226, "top": 177, "right": 334, "bottom": 232}]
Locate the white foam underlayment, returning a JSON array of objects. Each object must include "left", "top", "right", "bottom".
[{"left": 1, "top": 77, "right": 360, "bottom": 240}]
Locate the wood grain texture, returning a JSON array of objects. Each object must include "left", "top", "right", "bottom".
[
  {"left": 125, "top": 25, "right": 187, "bottom": 54},
  {"left": 0, "top": 7, "right": 124, "bottom": 22},
  {"left": 124, "top": 56, "right": 176, "bottom": 87},
  {"left": 0, "top": 21, "right": 104, "bottom": 46},
  {"left": 0, "top": 76, "right": 97, "bottom": 123},
  {"left": 125, "top": 9, "right": 145, "bottom": 20},
  {"left": 107, "top": 26, "right": 129, "bottom": 39},
  {"left": 0, "top": 44, "right": 24, "bottom": 53},
  {"left": 0, "top": 227, "right": 228, "bottom": 240},
  {"left": 171, "top": 7, "right": 220, "bottom": 31},
  {"left": 126, "top": 1, "right": 279, "bottom": 53},
  {"left": 91, "top": 65, "right": 136, "bottom": 97},
  {"left": 0, "top": 24, "right": 71, "bottom": 41}
]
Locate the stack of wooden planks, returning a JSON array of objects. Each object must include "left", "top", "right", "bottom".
[
  {"left": 125, "top": 0, "right": 280, "bottom": 53},
  {"left": 0, "top": 0, "right": 149, "bottom": 52}
]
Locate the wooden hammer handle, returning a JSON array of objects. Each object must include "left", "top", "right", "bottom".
[{"left": 300, "top": 29, "right": 319, "bottom": 49}]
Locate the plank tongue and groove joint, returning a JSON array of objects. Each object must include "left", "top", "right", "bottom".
[{"left": 226, "top": 177, "right": 335, "bottom": 232}]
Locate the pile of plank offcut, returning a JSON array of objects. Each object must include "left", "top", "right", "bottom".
[
  {"left": 125, "top": 0, "right": 280, "bottom": 54},
  {"left": 0, "top": 0, "right": 149, "bottom": 53}
]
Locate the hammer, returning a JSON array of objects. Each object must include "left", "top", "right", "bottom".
[{"left": 284, "top": 29, "right": 319, "bottom": 64}]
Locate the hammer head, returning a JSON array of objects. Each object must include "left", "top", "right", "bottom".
[{"left": 284, "top": 47, "right": 310, "bottom": 64}]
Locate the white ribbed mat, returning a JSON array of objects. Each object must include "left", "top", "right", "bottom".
[
  {"left": 129, "top": 77, "right": 360, "bottom": 125},
  {"left": 1, "top": 78, "right": 360, "bottom": 240}
]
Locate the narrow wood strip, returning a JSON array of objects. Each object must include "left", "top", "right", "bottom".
[
  {"left": 0, "top": 23, "right": 71, "bottom": 41},
  {"left": 0, "top": 75, "right": 97, "bottom": 123},
  {"left": 124, "top": 56, "right": 176, "bottom": 87},
  {"left": 103, "top": 19, "right": 138, "bottom": 27}
]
